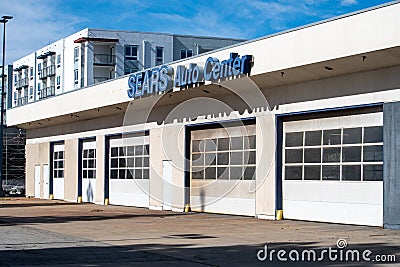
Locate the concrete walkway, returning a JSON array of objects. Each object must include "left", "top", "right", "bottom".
[{"left": 0, "top": 198, "right": 399, "bottom": 266}]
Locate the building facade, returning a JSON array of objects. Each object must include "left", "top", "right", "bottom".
[
  {"left": 7, "top": 2, "right": 400, "bottom": 229},
  {"left": 10, "top": 29, "right": 245, "bottom": 108},
  {"left": 1, "top": 66, "right": 25, "bottom": 191},
  {"left": 1, "top": 65, "right": 13, "bottom": 112}
]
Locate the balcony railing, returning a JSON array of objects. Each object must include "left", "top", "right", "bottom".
[
  {"left": 38, "top": 86, "right": 55, "bottom": 99},
  {"left": 94, "top": 54, "right": 116, "bottom": 65},
  {"left": 16, "top": 78, "right": 29, "bottom": 89},
  {"left": 16, "top": 96, "right": 28, "bottom": 107},
  {"left": 94, "top": 76, "right": 110, "bottom": 84},
  {"left": 39, "top": 65, "right": 56, "bottom": 79}
]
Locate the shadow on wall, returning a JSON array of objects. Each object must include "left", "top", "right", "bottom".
[
  {"left": 200, "top": 188, "right": 205, "bottom": 212},
  {"left": 27, "top": 65, "right": 400, "bottom": 140},
  {"left": 0, "top": 241, "right": 398, "bottom": 266}
]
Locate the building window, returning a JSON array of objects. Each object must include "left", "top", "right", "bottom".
[
  {"left": 29, "top": 86, "right": 33, "bottom": 97},
  {"left": 30, "top": 67, "right": 33, "bottom": 78},
  {"left": 125, "top": 45, "right": 138, "bottom": 61},
  {"left": 83, "top": 148, "right": 96, "bottom": 179},
  {"left": 124, "top": 45, "right": 139, "bottom": 75},
  {"left": 74, "top": 69, "right": 78, "bottom": 84},
  {"left": 37, "top": 63, "right": 41, "bottom": 71},
  {"left": 13, "top": 92, "right": 17, "bottom": 100},
  {"left": 57, "top": 54, "right": 61, "bottom": 65},
  {"left": 180, "top": 49, "right": 193, "bottom": 59},
  {"left": 110, "top": 144, "right": 150, "bottom": 179},
  {"left": 284, "top": 126, "right": 383, "bottom": 181},
  {"left": 37, "top": 83, "right": 41, "bottom": 91},
  {"left": 56, "top": 76, "right": 61, "bottom": 86},
  {"left": 191, "top": 133, "right": 256, "bottom": 180},
  {"left": 156, "top": 47, "right": 163, "bottom": 65},
  {"left": 53, "top": 150, "right": 65, "bottom": 179},
  {"left": 74, "top": 47, "right": 79, "bottom": 62}
]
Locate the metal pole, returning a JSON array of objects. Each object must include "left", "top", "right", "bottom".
[{"left": 0, "top": 16, "right": 12, "bottom": 196}]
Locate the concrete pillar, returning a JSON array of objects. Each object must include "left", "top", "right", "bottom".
[
  {"left": 26, "top": 142, "right": 50, "bottom": 198},
  {"left": 38, "top": 142, "right": 50, "bottom": 199},
  {"left": 25, "top": 143, "right": 39, "bottom": 197},
  {"left": 95, "top": 135, "right": 105, "bottom": 204},
  {"left": 64, "top": 139, "right": 78, "bottom": 202},
  {"left": 149, "top": 125, "right": 185, "bottom": 211},
  {"left": 383, "top": 102, "right": 400, "bottom": 229},
  {"left": 149, "top": 128, "right": 163, "bottom": 209},
  {"left": 255, "top": 114, "right": 276, "bottom": 219}
]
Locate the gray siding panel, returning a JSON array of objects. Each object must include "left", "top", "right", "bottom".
[{"left": 383, "top": 102, "right": 400, "bottom": 229}]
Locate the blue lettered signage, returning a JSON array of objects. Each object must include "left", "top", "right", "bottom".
[{"left": 127, "top": 52, "right": 253, "bottom": 99}]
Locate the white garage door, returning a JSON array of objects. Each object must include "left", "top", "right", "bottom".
[
  {"left": 109, "top": 135, "right": 150, "bottom": 207},
  {"left": 190, "top": 124, "right": 256, "bottom": 216},
  {"left": 52, "top": 144, "right": 65, "bottom": 200},
  {"left": 82, "top": 141, "right": 96, "bottom": 203},
  {"left": 283, "top": 112, "right": 383, "bottom": 226}
]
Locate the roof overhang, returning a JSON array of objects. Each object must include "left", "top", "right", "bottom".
[
  {"left": 74, "top": 37, "right": 119, "bottom": 43},
  {"left": 13, "top": 65, "right": 29, "bottom": 71},
  {"left": 8, "top": 45, "right": 400, "bottom": 130},
  {"left": 37, "top": 51, "right": 56, "bottom": 59}
]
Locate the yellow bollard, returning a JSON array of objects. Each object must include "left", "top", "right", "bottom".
[
  {"left": 104, "top": 198, "right": 109, "bottom": 205},
  {"left": 184, "top": 204, "right": 191, "bottom": 212},
  {"left": 77, "top": 196, "right": 82, "bottom": 203},
  {"left": 276, "top": 210, "right": 283, "bottom": 220},
  {"left": 49, "top": 194, "right": 54, "bottom": 200}
]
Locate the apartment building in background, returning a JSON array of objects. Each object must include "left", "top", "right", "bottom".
[
  {"left": 10, "top": 29, "right": 245, "bottom": 107},
  {"left": 0, "top": 65, "right": 26, "bottom": 188}
]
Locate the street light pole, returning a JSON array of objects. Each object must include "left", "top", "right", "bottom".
[{"left": 0, "top": 15, "right": 13, "bottom": 196}]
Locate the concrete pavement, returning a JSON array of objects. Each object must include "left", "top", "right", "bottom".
[{"left": 0, "top": 198, "right": 399, "bottom": 266}]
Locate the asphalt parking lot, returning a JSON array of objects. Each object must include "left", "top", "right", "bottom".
[{"left": 0, "top": 198, "right": 399, "bottom": 266}]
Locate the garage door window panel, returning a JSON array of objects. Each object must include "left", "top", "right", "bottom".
[
  {"left": 305, "top": 130, "right": 322, "bottom": 146},
  {"left": 343, "top": 128, "right": 362, "bottom": 144},
  {"left": 322, "top": 165, "right": 340, "bottom": 181},
  {"left": 304, "top": 166, "right": 321, "bottom": 180},
  {"left": 110, "top": 144, "right": 150, "bottom": 180},
  {"left": 285, "top": 166, "right": 302, "bottom": 180},
  {"left": 304, "top": 148, "right": 321, "bottom": 163},
  {"left": 284, "top": 125, "right": 382, "bottom": 182},
  {"left": 53, "top": 151, "right": 64, "bottom": 179},
  {"left": 342, "top": 165, "right": 361, "bottom": 181},
  {"left": 342, "top": 146, "right": 361, "bottom": 162},
  {"left": 285, "top": 132, "right": 303, "bottom": 147},
  {"left": 191, "top": 131, "right": 256, "bottom": 180},
  {"left": 82, "top": 147, "right": 96, "bottom": 179},
  {"left": 323, "top": 129, "right": 341, "bottom": 145}
]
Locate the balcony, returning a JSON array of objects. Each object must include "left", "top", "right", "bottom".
[
  {"left": 38, "top": 86, "right": 55, "bottom": 99},
  {"left": 94, "top": 54, "right": 116, "bottom": 66},
  {"left": 39, "top": 65, "right": 56, "bottom": 80},
  {"left": 16, "top": 78, "right": 29, "bottom": 89},
  {"left": 94, "top": 76, "right": 110, "bottom": 84},
  {"left": 16, "top": 96, "right": 28, "bottom": 107}
]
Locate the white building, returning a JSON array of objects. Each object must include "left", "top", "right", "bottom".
[
  {"left": 7, "top": 2, "right": 400, "bottom": 229},
  {"left": 11, "top": 29, "right": 245, "bottom": 107},
  {"left": 1, "top": 65, "right": 13, "bottom": 115}
]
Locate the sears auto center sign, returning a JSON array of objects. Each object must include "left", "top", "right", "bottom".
[{"left": 127, "top": 53, "right": 253, "bottom": 98}]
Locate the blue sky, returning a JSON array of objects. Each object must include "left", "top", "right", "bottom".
[{"left": 1, "top": 0, "right": 395, "bottom": 64}]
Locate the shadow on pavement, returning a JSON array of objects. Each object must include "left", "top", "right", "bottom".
[
  {"left": 0, "top": 200, "right": 80, "bottom": 209},
  {"left": 0, "top": 241, "right": 399, "bottom": 266},
  {"left": 0, "top": 212, "right": 193, "bottom": 226}
]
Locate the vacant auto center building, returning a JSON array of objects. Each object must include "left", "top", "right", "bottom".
[{"left": 7, "top": 2, "right": 400, "bottom": 229}]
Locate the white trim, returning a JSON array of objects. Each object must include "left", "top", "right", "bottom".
[
  {"left": 172, "top": 207, "right": 184, "bottom": 213},
  {"left": 256, "top": 214, "right": 275, "bottom": 220},
  {"left": 149, "top": 206, "right": 163, "bottom": 211}
]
